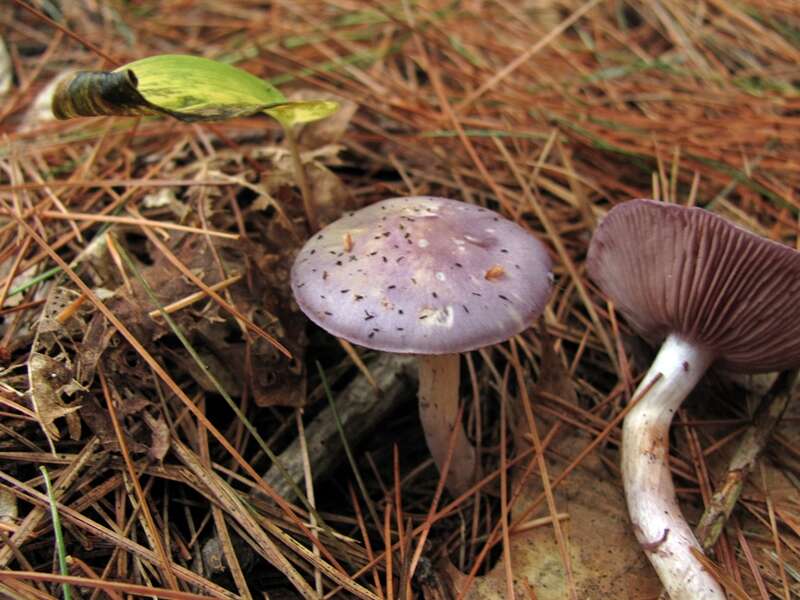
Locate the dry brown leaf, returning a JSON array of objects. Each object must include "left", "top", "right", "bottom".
[
  {"left": 260, "top": 146, "right": 356, "bottom": 229},
  {"left": 26, "top": 283, "right": 94, "bottom": 445},
  {"left": 143, "top": 412, "right": 170, "bottom": 463},
  {"left": 36, "top": 287, "right": 76, "bottom": 337},
  {"left": 142, "top": 187, "right": 189, "bottom": 220},
  {"left": 27, "top": 352, "right": 82, "bottom": 443},
  {"left": 305, "top": 161, "right": 356, "bottom": 228},
  {"left": 79, "top": 383, "right": 149, "bottom": 455},
  {"left": 96, "top": 230, "right": 307, "bottom": 407},
  {"left": 76, "top": 312, "right": 116, "bottom": 387},
  {"left": 459, "top": 435, "right": 659, "bottom": 599}
]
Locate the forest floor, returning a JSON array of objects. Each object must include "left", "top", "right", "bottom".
[{"left": 1, "top": 1, "right": 799, "bottom": 599}]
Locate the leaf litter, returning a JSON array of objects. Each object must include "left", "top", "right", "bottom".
[
  {"left": 0, "top": 2, "right": 799, "bottom": 599},
  {"left": 455, "top": 340, "right": 659, "bottom": 599}
]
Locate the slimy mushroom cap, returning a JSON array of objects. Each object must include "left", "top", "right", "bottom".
[{"left": 291, "top": 196, "right": 552, "bottom": 354}]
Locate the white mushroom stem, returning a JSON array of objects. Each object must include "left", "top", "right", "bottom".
[
  {"left": 623, "top": 334, "right": 724, "bottom": 600},
  {"left": 417, "top": 353, "right": 478, "bottom": 496}
]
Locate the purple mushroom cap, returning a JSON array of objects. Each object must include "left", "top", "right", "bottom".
[
  {"left": 587, "top": 199, "right": 800, "bottom": 372},
  {"left": 290, "top": 196, "right": 553, "bottom": 354}
]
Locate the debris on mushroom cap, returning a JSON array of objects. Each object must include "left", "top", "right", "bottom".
[
  {"left": 587, "top": 199, "right": 800, "bottom": 372},
  {"left": 290, "top": 196, "right": 553, "bottom": 354}
]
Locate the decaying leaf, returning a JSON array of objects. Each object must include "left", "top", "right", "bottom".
[
  {"left": 51, "top": 54, "right": 338, "bottom": 126},
  {"left": 143, "top": 412, "right": 170, "bottom": 463},
  {"left": 201, "top": 536, "right": 226, "bottom": 575},
  {"left": 26, "top": 283, "right": 90, "bottom": 445},
  {"left": 76, "top": 312, "right": 116, "bottom": 387},
  {"left": 28, "top": 352, "right": 82, "bottom": 443},
  {"left": 98, "top": 230, "right": 306, "bottom": 407},
  {"left": 306, "top": 161, "right": 357, "bottom": 228},
  {"left": 79, "top": 393, "right": 148, "bottom": 455},
  {"left": 36, "top": 287, "right": 78, "bottom": 337},
  {"left": 148, "top": 418, "right": 170, "bottom": 462},
  {"left": 142, "top": 187, "right": 189, "bottom": 219},
  {"left": 201, "top": 532, "right": 256, "bottom": 577}
]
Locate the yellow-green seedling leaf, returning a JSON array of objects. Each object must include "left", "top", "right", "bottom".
[
  {"left": 264, "top": 100, "right": 340, "bottom": 127},
  {"left": 53, "top": 54, "right": 287, "bottom": 122}
]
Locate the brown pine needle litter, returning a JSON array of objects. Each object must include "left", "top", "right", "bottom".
[{"left": 1, "top": 2, "right": 799, "bottom": 599}]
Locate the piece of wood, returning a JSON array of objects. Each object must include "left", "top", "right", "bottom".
[{"left": 260, "top": 354, "right": 416, "bottom": 500}]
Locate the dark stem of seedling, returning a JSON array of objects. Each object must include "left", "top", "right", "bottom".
[{"left": 283, "top": 124, "right": 318, "bottom": 233}]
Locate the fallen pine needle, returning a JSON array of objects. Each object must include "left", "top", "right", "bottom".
[
  {"left": 148, "top": 274, "right": 242, "bottom": 319},
  {"left": 25, "top": 210, "right": 240, "bottom": 240}
]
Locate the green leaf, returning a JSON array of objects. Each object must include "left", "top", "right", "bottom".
[
  {"left": 51, "top": 54, "right": 338, "bottom": 125},
  {"left": 264, "top": 99, "right": 340, "bottom": 126},
  {"left": 124, "top": 54, "right": 287, "bottom": 120}
]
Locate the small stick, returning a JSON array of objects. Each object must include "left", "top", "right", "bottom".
[
  {"left": 147, "top": 275, "right": 242, "bottom": 319},
  {"left": 258, "top": 354, "right": 416, "bottom": 499},
  {"left": 695, "top": 368, "right": 799, "bottom": 550}
]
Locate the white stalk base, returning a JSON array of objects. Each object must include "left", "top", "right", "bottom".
[{"left": 622, "top": 334, "right": 725, "bottom": 600}]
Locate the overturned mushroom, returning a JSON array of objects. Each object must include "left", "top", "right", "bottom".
[
  {"left": 291, "top": 196, "right": 552, "bottom": 495},
  {"left": 587, "top": 199, "right": 800, "bottom": 600}
]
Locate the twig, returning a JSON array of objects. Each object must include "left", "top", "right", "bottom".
[
  {"left": 259, "top": 354, "right": 416, "bottom": 500},
  {"left": 695, "top": 368, "right": 799, "bottom": 551},
  {"left": 147, "top": 274, "right": 242, "bottom": 319}
]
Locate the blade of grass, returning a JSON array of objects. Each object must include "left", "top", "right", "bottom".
[
  {"left": 39, "top": 466, "right": 71, "bottom": 600},
  {"left": 0, "top": 438, "right": 99, "bottom": 568}
]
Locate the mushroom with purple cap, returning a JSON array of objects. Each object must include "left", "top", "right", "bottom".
[
  {"left": 587, "top": 199, "right": 800, "bottom": 600},
  {"left": 291, "top": 196, "right": 553, "bottom": 495}
]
